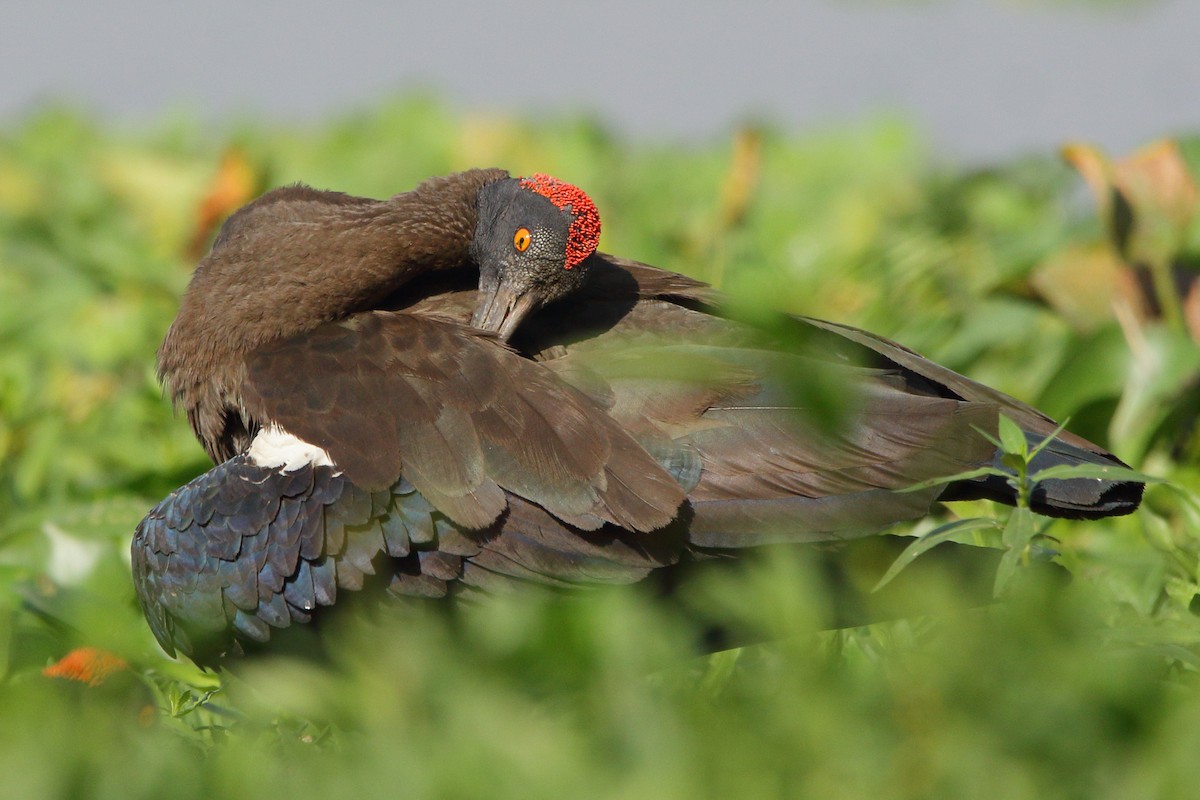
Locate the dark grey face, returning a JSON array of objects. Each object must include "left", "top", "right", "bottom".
[{"left": 470, "top": 178, "right": 590, "bottom": 340}]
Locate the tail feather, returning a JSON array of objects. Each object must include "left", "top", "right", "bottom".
[
  {"left": 940, "top": 430, "right": 1143, "bottom": 519},
  {"left": 1021, "top": 433, "right": 1142, "bottom": 518}
]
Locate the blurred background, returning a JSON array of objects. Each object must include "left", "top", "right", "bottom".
[
  {"left": 3, "top": 2, "right": 1200, "bottom": 798},
  {"left": 6, "top": 0, "right": 1200, "bottom": 162}
]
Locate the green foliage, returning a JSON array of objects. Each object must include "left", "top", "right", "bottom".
[{"left": 2, "top": 98, "right": 1200, "bottom": 798}]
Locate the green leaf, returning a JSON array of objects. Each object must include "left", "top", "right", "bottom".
[
  {"left": 969, "top": 423, "right": 1004, "bottom": 451},
  {"left": 1110, "top": 326, "right": 1200, "bottom": 459},
  {"left": 994, "top": 507, "right": 1037, "bottom": 596},
  {"left": 1035, "top": 327, "right": 1130, "bottom": 418},
  {"left": 1030, "top": 463, "right": 1167, "bottom": 485},
  {"left": 1026, "top": 418, "right": 1069, "bottom": 462},
  {"left": 898, "top": 466, "right": 1010, "bottom": 493},
  {"left": 872, "top": 518, "right": 1003, "bottom": 591},
  {"left": 998, "top": 415, "right": 1028, "bottom": 458},
  {"left": 1001, "top": 452, "right": 1025, "bottom": 473}
]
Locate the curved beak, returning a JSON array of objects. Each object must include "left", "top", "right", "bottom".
[{"left": 470, "top": 281, "right": 541, "bottom": 341}]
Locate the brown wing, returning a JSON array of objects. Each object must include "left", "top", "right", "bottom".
[
  {"left": 385, "top": 256, "right": 1138, "bottom": 524},
  {"left": 514, "top": 260, "right": 1139, "bottom": 521},
  {"left": 389, "top": 494, "right": 690, "bottom": 598},
  {"left": 239, "top": 311, "right": 686, "bottom": 533},
  {"left": 537, "top": 307, "right": 1003, "bottom": 494},
  {"left": 798, "top": 316, "right": 1120, "bottom": 460}
]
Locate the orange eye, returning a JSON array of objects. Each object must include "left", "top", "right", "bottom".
[{"left": 514, "top": 227, "right": 532, "bottom": 252}]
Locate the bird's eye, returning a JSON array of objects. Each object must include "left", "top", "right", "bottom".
[{"left": 513, "top": 228, "right": 532, "bottom": 253}]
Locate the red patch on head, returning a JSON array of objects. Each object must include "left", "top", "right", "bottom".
[
  {"left": 518, "top": 173, "right": 601, "bottom": 269},
  {"left": 43, "top": 647, "right": 129, "bottom": 687}
]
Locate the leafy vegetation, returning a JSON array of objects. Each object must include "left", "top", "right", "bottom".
[{"left": 2, "top": 97, "right": 1199, "bottom": 799}]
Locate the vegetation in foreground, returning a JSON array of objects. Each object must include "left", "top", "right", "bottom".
[{"left": 1, "top": 98, "right": 1199, "bottom": 799}]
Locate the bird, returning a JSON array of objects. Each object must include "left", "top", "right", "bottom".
[{"left": 131, "top": 168, "right": 1143, "bottom": 662}]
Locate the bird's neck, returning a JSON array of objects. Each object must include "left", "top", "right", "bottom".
[{"left": 158, "top": 168, "right": 509, "bottom": 459}]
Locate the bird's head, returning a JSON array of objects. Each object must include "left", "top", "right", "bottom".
[{"left": 470, "top": 173, "right": 601, "bottom": 340}]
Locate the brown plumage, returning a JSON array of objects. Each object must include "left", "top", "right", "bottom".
[
  {"left": 133, "top": 169, "right": 1142, "bottom": 660},
  {"left": 159, "top": 169, "right": 509, "bottom": 463},
  {"left": 240, "top": 311, "right": 684, "bottom": 532}
]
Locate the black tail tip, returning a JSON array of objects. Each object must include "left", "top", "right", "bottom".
[{"left": 1030, "top": 477, "right": 1145, "bottom": 520}]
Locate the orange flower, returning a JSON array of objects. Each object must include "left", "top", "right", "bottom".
[
  {"left": 187, "top": 147, "right": 261, "bottom": 259},
  {"left": 42, "top": 647, "right": 129, "bottom": 687}
]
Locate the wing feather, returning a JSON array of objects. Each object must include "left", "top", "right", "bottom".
[{"left": 241, "top": 312, "right": 685, "bottom": 533}]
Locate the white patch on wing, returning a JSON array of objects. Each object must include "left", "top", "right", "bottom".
[{"left": 247, "top": 424, "right": 336, "bottom": 472}]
